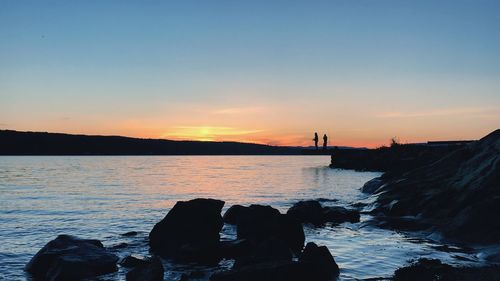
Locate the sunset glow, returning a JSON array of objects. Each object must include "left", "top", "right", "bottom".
[{"left": 1, "top": 1, "right": 499, "bottom": 147}]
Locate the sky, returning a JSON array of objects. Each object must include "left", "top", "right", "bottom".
[{"left": 1, "top": 0, "right": 499, "bottom": 147}]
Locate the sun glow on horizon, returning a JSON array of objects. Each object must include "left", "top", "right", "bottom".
[{"left": 161, "top": 126, "right": 264, "bottom": 142}]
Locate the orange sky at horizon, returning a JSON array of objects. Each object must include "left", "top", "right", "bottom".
[{"left": 3, "top": 103, "right": 498, "bottom": 148}]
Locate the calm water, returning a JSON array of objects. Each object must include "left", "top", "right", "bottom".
[{"left": 0, "top": 156, "right": 482, "bottom": 280}]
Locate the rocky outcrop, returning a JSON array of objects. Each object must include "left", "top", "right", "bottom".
[
  {"left": 361, "top": 177, "right": 384, "bottom": 193},
  {"left": 224, "top": 204, "right": 305, "bottom": 255},
  {"left": 287, "top": 200, "right": 360, "bottom": 226},
  {"left": 25, "top": 235, "right": 118, "bottom": 281},
  {"left": 372, "top": 129, "right": 500, "bottom": 243},
  {"left": 126, "top": 256, "right": 164, "bottom": 281},
  {"left": 149, "top": 198, "right": 225, "bottom": 264}
]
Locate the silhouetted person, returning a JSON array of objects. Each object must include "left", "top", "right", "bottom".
[
  {"left": 323, "top": 134, "right": 328, "bottom": 150},
  {"left": 313, "top": 132, "right": 319, "bottom": 150}
]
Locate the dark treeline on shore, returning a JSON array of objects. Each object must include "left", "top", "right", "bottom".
[{"left": 0, "top": 130, "right": 302, "bottom": 155}]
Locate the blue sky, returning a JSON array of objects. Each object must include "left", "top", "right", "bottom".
[{"left": 1, "top": 0, "right": 499, "bottom": 146}]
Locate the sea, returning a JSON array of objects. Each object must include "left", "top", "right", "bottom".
[{"left": 0, "top": 156, "right": 483, "bottom": 280}]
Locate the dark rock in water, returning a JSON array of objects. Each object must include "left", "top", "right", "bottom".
[
  {"left": 211, "top": 242, "right": 338, "bottom": 281},
  {"left": 299, "top": 242, "right": 339, "bottom": 279},
  {"left": 25, "top": 234, "right": 118, "bottom": 281},
  {"left": 149, "top": 198, "right": 224, "bottom": 264},
  {"left": 120, "top": 255, "right": 148, "bottom": 268},
  {"left": 219, "top": 239, "right": 252, "bottom": 259},
  {"left": 122, "top": 231, "right": 139, "bottom": 237},
  {"left": 394, "top": 259, "right": 452, "bottom": 281},
  {"left": 286, "top": 200, "right": 324, "bottom": 226},
  {"left": 393, "top": 258, "right": 500, "bottom": 281},
  {"left": 234, "top": 238, "right": 292, "bottom": 268},
  {"left": 110, "top": 242, "right": 129, "bottom": 249},
  {"left": 287, "top": 200, "right": 360, "bottom": 226},
  {"left": 374, "top": 129, "right": 500, "bottom": 243},
  {"left": 322, "top": 206, "right": 360, "bottom": 224},
  {"left": 225, "top": 204, "right": 304, "bottom": 255},
  {"left": 361, "top": 176, "right": 384, "bottom": 194},
  {"left": 126, "top": 256, "right": 164, "bottom": 281},
  {"left": 315, "top": 198, "right": 338, "bottom": 203},
  {"left": 210, "top": 261, "right": 313, "bottom": 281},
  {"left": 274, "top": 214, "right": 306, "bottom": 254},
  {"left": 223, "top": 204, "right": 280, "bottom": 225}
]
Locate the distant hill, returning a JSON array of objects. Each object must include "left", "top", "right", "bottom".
[{"left": 0, "top": 130, "right": 302, "bottom": 155}]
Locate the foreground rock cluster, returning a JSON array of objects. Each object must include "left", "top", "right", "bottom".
[{"left": 27, "top": 198, "right": 349, "bottom": 281}]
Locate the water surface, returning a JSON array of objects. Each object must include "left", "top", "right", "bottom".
[{"left": 0, "top": 156, "right": 481, "bottom": 280}]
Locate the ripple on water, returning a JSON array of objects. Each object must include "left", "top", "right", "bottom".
[{"left": 0, "top": 156, "right": 485, "bottom": 280}]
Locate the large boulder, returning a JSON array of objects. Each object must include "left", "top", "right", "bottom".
[
  {"left": 224, "top": 204, "right": 280, "bottom": 225},
  {"left": 126, "top": 256, "right": 164, "bottom": 281},
  {"left": 25, "top": 235, "right": 118, "bottom": 281},
  {"left": 224, "top": 204, "right": 304, "bottom": 255},
  {"left": 299, "top": 242, "right": 339, "bottom": 279},
  {"left": 286, "top": 200, "right": 324, "bottom": 226},
  {"left": 149, "top": 198, "right": 225, "bottom": 264}
]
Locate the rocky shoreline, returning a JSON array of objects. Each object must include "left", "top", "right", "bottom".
[
  {"left": 363, "top": 130, "right": 500, "bottom": 245},
  {"left": 26, "top": 199, "right": 350, "bottom": 281}
]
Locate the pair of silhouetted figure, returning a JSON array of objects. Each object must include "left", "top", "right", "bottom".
[{"left": 313, "top": 132, "right": 328, "bottom": 150}]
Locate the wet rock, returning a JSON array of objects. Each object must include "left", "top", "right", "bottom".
[
  {"left": 25, "top": 234, "right": 118, "bottom": 281},
  {"left": 299, "top": 242, "right": 339, "bottom": 279},
  {"left": 393, "top": 258, "right": 500, "bottom": 281},
  {"left": 210, "top": 261, "right": 312, "bottom": 281},
  {"left": 219, "top": 239, "right": 252, "bottom": 259},
  {"left": 286, "top": 200, "right": 324, "bottom": 226},
  {"left": 110, "top": 242, "right": 129, "bottom": 249},
  {"left": 126, "top": 256, "right": 164, "bottom": 281},
  {"left": 287, "top": 200, "right": 360, "bottom": 225},
  {"left": 121, "top": 231, "right": 138, "bottom": 237},
  {"left": 149, "top": 198, "right": 224, "bottom": 264},
  {"left": 120, "top": 255, "right": 148, "bottom": 268},
  {"left": 315, "top": 198, "right": 338, "bottom": 203},
  {"left": 225, "top": 204, "right": 304, "bottom": 255},
  {"left": 322, "top": 206, "right": 360, "bottom": 224},
  {"left": 394, "top": 258, "right": 452, "bottom": 281},
  {"left": 361, "top": 176, "right": 384, "bottom": 194},
  {"left": 234, "top": 238, "right": 292, "bottom": 268},
  {"left": 210, "top": 242, "right": 338, "bottom": 281},
  {"left": 223, "top": 204, "right": 280, "bottom": 225}
]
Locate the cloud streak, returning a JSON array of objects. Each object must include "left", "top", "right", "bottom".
[
  {"left": 377, "top": 106, "right": 500, "bottom": 118},
  {"left": 211, "top": 106, "right": 267, "bottom": 115}
]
